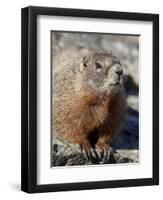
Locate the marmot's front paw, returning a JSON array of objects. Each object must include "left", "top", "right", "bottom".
[
  {"left": 95, "top": 144, "right": 112, "bottom": 163},
  {"left": 80, "top": 142, "right": 98, "bottom": 161}
]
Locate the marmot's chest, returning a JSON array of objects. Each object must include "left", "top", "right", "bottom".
[{"left": 88, "top": 99, "right": 109, "bottom": 126}]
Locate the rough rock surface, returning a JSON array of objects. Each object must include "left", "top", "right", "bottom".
[
  {"left": 51, "top": 32, "right": 139, "bottom": 166},
  {"left": 52, "top": 144, "right": 139, "bottom": 166}
]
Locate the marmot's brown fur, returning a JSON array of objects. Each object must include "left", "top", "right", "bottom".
[{"left": 52, "top": 50, "right": 126, "bottom": 162}]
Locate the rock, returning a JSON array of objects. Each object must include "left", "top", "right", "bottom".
[
  {"left": 52, "top": 139, "right": 116, "bottom": 167},
  {"left": 114, "top": 150, "right": 139, "bottom": 163},
  {"left": 126, "top": 95, "right": 139, "bottom": 111},
  {"left": 52, "top": 142, "right": 138, "bottom": 167}
]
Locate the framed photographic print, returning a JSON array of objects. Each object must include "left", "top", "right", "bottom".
[{"left": 21, "top": 6, "right": 159, "bottom": 193}]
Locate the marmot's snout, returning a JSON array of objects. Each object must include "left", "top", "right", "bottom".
[
  {"left": 108, "top": 64, "right": 123, "bottom": 86},
  {"left": 114, "top": 64, "right": 123, "bottom": 76}
]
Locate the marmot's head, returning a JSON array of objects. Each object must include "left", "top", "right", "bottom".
[{"left": 79, "top": 52, "right": 124, "bottom": 95}]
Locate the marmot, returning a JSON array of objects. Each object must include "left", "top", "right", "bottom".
[{"left": 52, "top": 50, "right": 126, "bottom": 162}]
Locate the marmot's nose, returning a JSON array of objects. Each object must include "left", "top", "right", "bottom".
[
  {"left": 115, "top": 69, "right": 123, "bottom": 76},
  {"left": 114, "top": 65, "right": 123, "bottom": 76}
]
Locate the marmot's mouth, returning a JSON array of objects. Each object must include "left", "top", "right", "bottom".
[
  {"left": 110, "top": 80, "right": 120, "bottom": 86},
  {"left": 109, "top": 75, "right": 122, "bottom": 86}
]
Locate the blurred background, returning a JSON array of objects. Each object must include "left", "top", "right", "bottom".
[{"left": 52, "top": 32, "right": 139, "bottom": 164}]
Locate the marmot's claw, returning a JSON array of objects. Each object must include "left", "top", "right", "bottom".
[
  {"left": 90, "top": 148, "right": 98, "bottom": 160},
  {"left": 95, "top": 146, "right": 112, "bottom": 163},
  {"left": 102, "top": 148, "right": 111, "bottom": 163},
  {"left": 80, "top": 143, "right": 112, "bottom": 162},
  {"left": 80, "top": 144, "right": 98, "bottom": 161},
  {"left": 82, "top": 148, "right": 89, "bottom": 160},
  {"left": 95, "top": 147, "right": 103, "bottom": 160}
]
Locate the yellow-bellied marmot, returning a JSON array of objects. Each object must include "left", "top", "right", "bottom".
[{"left": 52, "top": 50, "right": 126, "bottom": 162}]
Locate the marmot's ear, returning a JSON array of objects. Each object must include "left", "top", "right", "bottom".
[
  {"left": 79, "top": 56, "right": 90, "bottom": 72},
  {"left": 83, "top": 56, "right": 89, "bottom": 67}
]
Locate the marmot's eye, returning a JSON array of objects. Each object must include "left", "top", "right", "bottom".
[{"left": 95, "top": 62, "right": 102, "bottom": 69}]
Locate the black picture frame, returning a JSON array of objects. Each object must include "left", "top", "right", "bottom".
[{"left": 21, "top": 6, "right": 159, "bottom": 193}]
